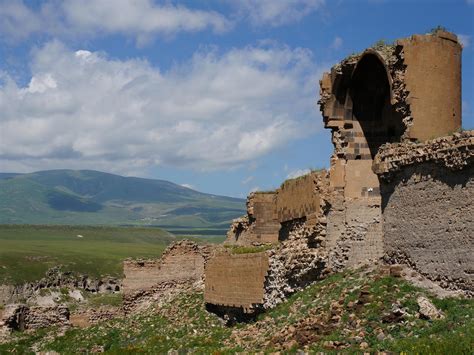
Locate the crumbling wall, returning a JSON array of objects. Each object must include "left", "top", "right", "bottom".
[
  {"left": 1, "top": 304, "right": 70, "bottom": 331},
  {"left": 207, "top": 30, "right": 469, "bottom": 316},
  {"left": 276, "top": 171, "right": 321, "bottom": 225},
  {"left": 122, "top": 260, "right": 162, "bottom": 295},
  {"left": 226, "top": 172, "right": 324, "bottom": 245},
  {"left": 376, "top": 132, "right": 474, "bottom": 294},
  {"left": 225, "top": 192, "right": 280, "bottom": 245},
  {"left": 207, "top": 172, "right": 331, "bottom": 313},
  {"left": 204, "top": 252, "right": 269, "bottom": 312},
  {"left": 319, "top": 30, "right": 463, "bottom": 273},
  {"left": 123, "top": 240, "right": 211, "bottom": 296}
]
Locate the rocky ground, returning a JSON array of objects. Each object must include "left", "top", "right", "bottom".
[{"left": 0, "top": 265, "right": 472, "bottom": 354}]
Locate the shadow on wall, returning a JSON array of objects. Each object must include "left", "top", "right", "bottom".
[{"left": 380, "top": 162, "right": 472, "bottom": 212}]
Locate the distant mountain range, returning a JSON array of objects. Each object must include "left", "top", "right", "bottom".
[{"left": 0, "top": 170, "right": 245, "bottom": 231}]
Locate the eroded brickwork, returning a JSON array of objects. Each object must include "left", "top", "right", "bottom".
[
  {"left": 123, "top": 240, "right": 211, "bottom": 296},
  {"left": 204, "top": 252, "right": 269, "bottom": 311},
  {"left": 277, "top": 172, "right": 321, "bottom": 224},
  {"left": 225, "top": 171, "right": 324, "bottom": 246}
]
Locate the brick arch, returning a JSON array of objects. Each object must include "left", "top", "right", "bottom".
[{"left": 349, "top": 51, "right": 404, "bottom": 158}]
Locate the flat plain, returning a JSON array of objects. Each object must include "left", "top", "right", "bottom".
[{"left": 0, "top": 225, "right": 178, "bottom": 285}]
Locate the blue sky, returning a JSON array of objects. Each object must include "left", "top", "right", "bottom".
[{"left": 0, "top": 0, "right": 473, "bottom": 198}]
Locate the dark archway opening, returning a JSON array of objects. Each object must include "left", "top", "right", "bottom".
[{"left": 350, "top": 54, "right": 404, "bottom": 158}]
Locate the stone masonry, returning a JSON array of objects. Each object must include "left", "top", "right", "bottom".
[{"left": 204, "top": 30, "right": 472, "bottom": 315}]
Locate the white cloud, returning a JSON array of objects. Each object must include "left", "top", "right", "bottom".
[
  {"left": 231, "top": 0, "right": 325, "bottom": 26},
  {"left": 0, "top": 41, "right": 323, "bottom": 174},
  {"left": 286, "top": 168, "right": 311, "bottom": 179},
  {"left": 458, "top": 34, "right": 470, "bottom": 48},
  {"left": 0, "top": 1, "right": 43, "bottom": 41},
  {"left": 330, "top": 36, "right": 343, "bottom": 50},
  {"left": 0, "top": 0, "right": 231, "bottom": 44},
  {"left": 181, "top": 183, "right": 195, "bottom": 190},
  {"left": 241, "top": 176, "right": 254, "bottom": 184}
]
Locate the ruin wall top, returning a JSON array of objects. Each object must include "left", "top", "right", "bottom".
[
  {"left": 373, "top": 130, "right": 474, "bottom": 179},
  {"left": 319, "top": 30, "right": 462, "bottom": 154}
]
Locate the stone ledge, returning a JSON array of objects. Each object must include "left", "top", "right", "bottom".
[{"left": 373, "top": 131, "right": 474, "bottom": 179}]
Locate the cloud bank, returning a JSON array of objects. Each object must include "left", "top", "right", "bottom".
[
  {"left": 0, "top": 0, "right": 231, "bottom": 44},
  {"left": 0, "top": 0, "right": 326, "bottom": 44},
  {"left": 0, "top": 41, "right": 323, "bottom": 174}
]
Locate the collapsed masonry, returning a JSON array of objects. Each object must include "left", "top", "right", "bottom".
[
  {"left": 122, "top": 240, "right": 213, "bottom": 313},
  {"left": 204, "top": 30, "right": 473, "bottom": 315}
]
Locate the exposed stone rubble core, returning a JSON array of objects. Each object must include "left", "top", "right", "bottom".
[
  {"left": 263, "top": 221, "right": 328, "bottom": 309},
  {"left": 0, "top": 304, "right": 70, "bottom": 333},
  {"left": 374, "top": 130, "right": 474, "bottom": 179}
]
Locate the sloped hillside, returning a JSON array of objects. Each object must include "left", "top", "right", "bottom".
[
  {"left": 0, "top": 170, "right": 245, "bottom": 230},
  {"left": 2, "top": 266, "right": 472, "bottom": 353}
]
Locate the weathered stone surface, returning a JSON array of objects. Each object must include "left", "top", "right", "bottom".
[
  {"left": 0, "top": 304, "right": 69, "bottom": 331},
  {"left": 207, "top": 171, "right": 331, "bottom": 313},
  {"left": 417, "top": 296, "right": 444, "bottom": 320},
  {"left": 123, "top": 240, "right": 212, "bottom": 296},
  {"left": 374, "top": 130, "right": 474, "bottom": 179},
  {"left": 381, "top": 163, "right": 473, "bottom": 294},
  {"left": 225, "top": 171, "right": 325, "bottom": 246},
  {"left": 205, "top": 252, "right": 269, "bottom": 311}
]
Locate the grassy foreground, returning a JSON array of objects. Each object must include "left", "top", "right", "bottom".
[
  {"left": 0, "top": 225, "right": 176, "bottom": 284},
  {"left": 1, "top": 267, "right": 472, "bottom": 353}
]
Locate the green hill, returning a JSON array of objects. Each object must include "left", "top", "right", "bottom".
[{"left": 0, "top": 170, "right": 245, "bottom": 229}]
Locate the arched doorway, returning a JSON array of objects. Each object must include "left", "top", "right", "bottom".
[{"left": 350, "top": 53, "right": 404, "bottom": 158}]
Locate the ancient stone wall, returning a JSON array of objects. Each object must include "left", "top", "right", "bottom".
[
  {"left": 376, "top": 132, "right": 474, "bottom": 294},
  {"left": 226, "top": 172, "right": 324, "bottom": 245},
  {"left": 123, "top": 240, "right": 210, "bottom": 296},
  {"left": 319, "top": 30, "right": 463, "bottom": 273},
  {"left": 1, "top": 304, "right": 70, "bottom": 331},
  {"left": 381, "top": 164, "right": 473, "bottom": 293},
  {"left": 207, "top": 172, "right": 331, "bottom": 312},
  {"left": 276, "top": 171, "right": 321, "bottom": 224},
  {"left": 206, "top": 30, "right": 471, "bottom": 316},
  {"left": 204, "top": 252, "right": 269, "bottom": 312},
  {"left": 398, "top": 32, "right": 462, "bottom": 141},
  {"left": 122, "top": 260, "right": 162, "bottom": 295}
]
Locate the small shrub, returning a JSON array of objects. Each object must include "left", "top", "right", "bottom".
[{"left": 429, "top": 25, "right": 448, "bottom": 34}]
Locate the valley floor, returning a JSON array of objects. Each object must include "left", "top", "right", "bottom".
[{"left": 1, "top": 266, "right": 472, "bottom": 354}]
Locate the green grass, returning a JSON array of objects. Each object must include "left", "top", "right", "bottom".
[
  {"left": 0, "top": 225, "right": 176, "bottom": 284},
  {"left": 87, "top": 293, "right": 123, "bottom": 308},
  {"left": 3, "top": 267, "right": 472, "bottom": 353},
  {"left": 224, "top": 244, "right": 274, "bottom": 254}
]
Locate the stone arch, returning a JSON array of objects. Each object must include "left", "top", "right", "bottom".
[{"left": 349, "top": 51, "right": 404, "bottom": 158}]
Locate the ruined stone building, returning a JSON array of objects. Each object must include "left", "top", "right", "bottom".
[{"left": 204, "top": 30, "right": 473, "bottom": 314}]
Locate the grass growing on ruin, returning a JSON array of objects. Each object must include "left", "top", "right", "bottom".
[
  {"left": 224, "top": 244, "right": 274, "bottom": 254},
  {"left": 1, "top": 267, "right": 473, "bottom": 353},
  {"left": 87, "top": 293, "right": 123, "bottom": 308},
  {"left": 0, "top": 225, "right": 175, "bottom": 285}
]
